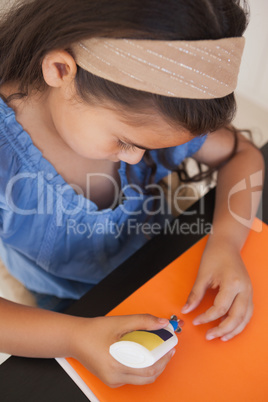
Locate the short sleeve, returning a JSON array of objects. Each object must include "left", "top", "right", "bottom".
[
  {"left": 149, "top": 134, "right": 208, "bottom": 183},
  {"left": 185, "top": 134, "right": 207, "bottom": 158}
]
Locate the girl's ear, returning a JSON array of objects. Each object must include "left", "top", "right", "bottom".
[{"left": 42, "top": 50, "right": 77, "bottom": 88}]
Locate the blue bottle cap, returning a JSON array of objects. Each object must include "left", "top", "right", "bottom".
[{"left": 169, "top": 320, "right": 179, "bottom": 331}]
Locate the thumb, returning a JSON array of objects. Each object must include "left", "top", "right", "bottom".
[
  {"left": 181, "top": 277, "right": 208, "bottom": 314},
  {"left": 121, "top": 314, "right": 169, "bottom": 334}
]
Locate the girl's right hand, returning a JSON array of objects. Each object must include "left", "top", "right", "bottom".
[{"left": 71, "top": 314, "right": 175, "bottom": 387}]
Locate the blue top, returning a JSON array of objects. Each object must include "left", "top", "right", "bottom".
[{"left": 0, "top": 97, "right": 207, "bottom": 299}]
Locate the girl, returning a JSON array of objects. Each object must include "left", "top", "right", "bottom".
[{"left": 0, "top": 0, "right": 264, "bottom": 388}]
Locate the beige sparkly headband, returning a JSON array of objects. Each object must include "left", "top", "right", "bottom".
[{"left": 72, "top": 37, "right": 245, "bottom": 99}]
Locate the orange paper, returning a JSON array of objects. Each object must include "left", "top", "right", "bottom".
[{"left": 67, "top": 219, "right": 268, "bottom": 402}]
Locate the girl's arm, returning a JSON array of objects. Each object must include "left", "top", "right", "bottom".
[
  {"left": 181, "top": 128, "right": 264, "bottom": 341},
  {"left": 0, "top": 297, "right": 172, "bottom": 387}
]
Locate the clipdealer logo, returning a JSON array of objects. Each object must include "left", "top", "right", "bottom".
[{"left": 228, "top": 170, "right": 263, "bottom": 232}]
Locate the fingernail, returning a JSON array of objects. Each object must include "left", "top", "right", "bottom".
[
  {"left": 171, "top": 350, "right": 176, "bottom": 357},
  {"left": 158, "top": 318, "right": 169, "bottom": 325},
  {"left": 181, "top": 304, "right": 189, "bottom": 313},
  {"left": 192, "top": 319, "right": 200, "bottom": 326},
  {"left": 206, "top": 334, "right": 215, "bottom": 340},
  {"left": 221, "top": 336, "right": 228, "bottom": 342}
]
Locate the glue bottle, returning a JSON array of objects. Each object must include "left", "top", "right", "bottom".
[{"left": 109, "top": 316, "right": 184, "bottom": 368}]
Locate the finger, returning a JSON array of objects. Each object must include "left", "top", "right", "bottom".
[
  {"left": 124, "top": 362, "right": 166, "bottom": 385},
  {"left": 192, "top": 286, "right": 237, "bottom": 325},
  {"left": 119, "top": 371, "right": 161, "bottom": 386},
  {"left": 102, "top": 355, "right": 170, "bottom": 388},
  {"left": 119, "top": 314, "right": 169, "bottom": 335},
  {"left": 205, "top": 294, "right": 252, "bottom": 340},
  {"left": 181, "top": 276, "right": 209, "bottom": 314},
  {"left": 123, "top": 349, "right": 175, "bottom": 384},
  {"left": 220, "top": 301, "right": 254, "bottom": 341},
  {"left": 123, "top": 348, "right": 175, "bottom": 376}
]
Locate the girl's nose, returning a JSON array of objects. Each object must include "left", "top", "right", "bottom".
[{"left": 119, "top": 149, "right": 145, "bottom": 165}]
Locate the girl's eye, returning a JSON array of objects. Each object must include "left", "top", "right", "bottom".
[{"left": 117, "top": 140, "right": 137, "bottom": 152}]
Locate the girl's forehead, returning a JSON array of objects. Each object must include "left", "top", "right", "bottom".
[
  {"left": 110, "top": 111, "right": 194, "bottom": 149},
  {"left": 72, "top": 98, "right": 194, "bottom": 147},
  {"left": 94, "top": 103, "right": 186, "bottom": 135}
]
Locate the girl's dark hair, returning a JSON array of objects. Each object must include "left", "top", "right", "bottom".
[{"left": 0, "top": 0, "right": 249, "bottom": 188}]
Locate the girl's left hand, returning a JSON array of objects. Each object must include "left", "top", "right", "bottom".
[{"left": 181, "top": 240, "right": 253, "bottom": 341}]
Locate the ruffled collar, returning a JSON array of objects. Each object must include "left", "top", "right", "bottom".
[{"left": 0, "top": 97, "right": 135, "bottom": 216}]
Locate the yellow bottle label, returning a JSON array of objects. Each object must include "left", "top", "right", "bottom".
[{"left": 119, "top": 331, "right": 164, "bottom": 351}]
